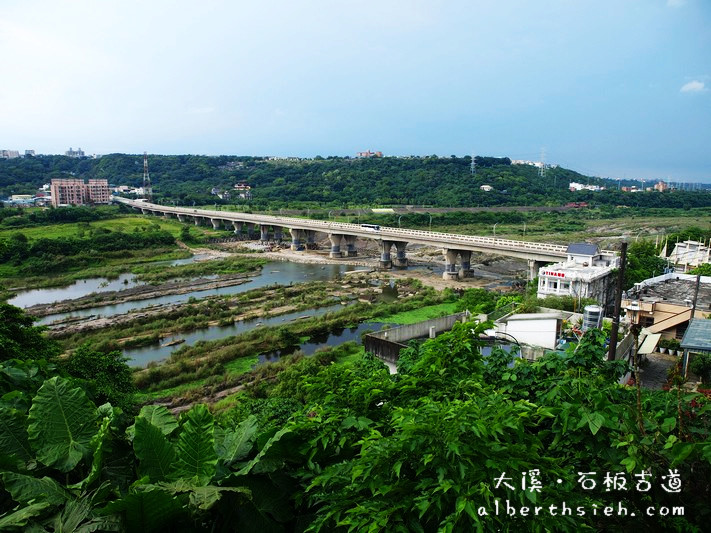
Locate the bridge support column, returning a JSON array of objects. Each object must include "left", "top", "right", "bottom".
[
  {"left": 273, "top": 226, "right": 283, "bottom": 242},
  {"left": 177, "top": 214, "right": 186, "bottom": 223},
  {"left": 194, "top": 216, "right": 203, "bottom": 226},
  {"left": 344, "top": 235, "right": 357, "bottom": 257},
  {"left": 528, "top": 260, "right": 544, "bottom": 281},
  {"left": 443, "top": 249, "right": 459, "bottom": 280},
  {"left": 163, "top": 212, "right": 171, "bottom": 219},
  {"left": 260, "top": 225, "right": 270, "bottom": 243},
  {"left": 305, "top": 230, "right": 317, "bottom": 249},
  {"left": 379, "top": 240, "right": 393, "bottom": 269},
  {"left": 246, "top": 223, "right": 258, "bottom": 240},
  {"left": 290, "top": 229, "right": 305, "bottom": 251},
  {"left": 458, "top": 250, "right": 472, "bottom": 278},
  {"left": 141, "top": 209, "right": 148, "bottom": 215},
  {"left": 393, "top": 241, "right": 408, "bottom": 268},
  {"left": 329, "top": 234, "right": 343, "bottom": 258},
  {"left": 211, "top": 218, "right": 221, "bottom": 230},
  {"left": 232, "top": 221, "right": 243, "bottom": 236}
]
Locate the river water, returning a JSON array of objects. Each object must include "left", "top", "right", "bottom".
[
  {"left": 35, "top": 261, "right": 361, "bottom": 325},
  {"left": 8, "top": 254, "right": 208, "bottom": 308}
]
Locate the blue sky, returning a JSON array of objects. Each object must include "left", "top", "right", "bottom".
[{"left": 1, "top": 0, "right": 709, "bottom": 181}]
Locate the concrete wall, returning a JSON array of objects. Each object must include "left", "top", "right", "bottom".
[
  {"left": 497, "top": 317, "right": 560, "bottom": 349},
  {"left": 365, "top": 312, "right": 469, "bottom": 363}
]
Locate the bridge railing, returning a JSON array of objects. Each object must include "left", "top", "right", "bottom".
[{"left": 116, "top": 198, "right": 613, "bottom": 258}]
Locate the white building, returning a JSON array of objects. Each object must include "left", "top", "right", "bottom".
[
  {"left": 537, "top": 243, "right": 619, "bottom": 306},
  {"left": 479, "top": 185, "right": 493, "bottom": 192},
  {"left": 569, "top": 182, "right": 605, "bottom": 192},
  {"left": 667, "top": 240, "right": 710, "bottom": 270}
]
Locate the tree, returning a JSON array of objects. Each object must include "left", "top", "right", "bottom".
[
  {"left": 0, "top": 304, "right": 60, "bottom": 362},
  {"left": 62, "top": 343, "right": 137, "bottom": 413}
]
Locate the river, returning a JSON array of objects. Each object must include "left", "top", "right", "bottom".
[{"left": 35, "top": 261, "right": 361, "bottom": 325}]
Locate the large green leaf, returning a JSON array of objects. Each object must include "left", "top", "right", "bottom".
[
  {"left": 27, "top": 377, "right": 98, "bottom": 472},
  {"left": 134, "top": 417, "right": 175, "bottom": 482},
  {"left": 174, "top": 404, "right": 217, "bottom": 486},
  {"left": 2, "top": 472, "right": 68, "bottom": 506},
  {"left": 69, "top": 413, "right": 114, "bottom": 491},
  {"left": 101, "top": 489, "right": 186, "bottom": 532},
  {"left": 216, "top": 415, "right": 257, "bottom": 466},
  {"left": 138, "top": 405, "right": 178, "bottom": 436},
  {"left": 0, "top": 408, "right": 32, "bottom": 462},
  {"left": 0, "top": 502, "right": 50, "bottom": 530}
]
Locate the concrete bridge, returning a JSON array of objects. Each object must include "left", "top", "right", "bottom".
[{"left": 114, "top": 197, "right": 577, "bottom": 279}]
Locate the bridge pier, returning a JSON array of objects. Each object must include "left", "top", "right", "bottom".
[
  {"left": 211, "top": 218, "right": 221, "bottom": 230},
  {"left": 344, "top": 235, "right": 358, "bottom": 257},
  {"left": 246, "top": 223, "right": 258, "bottom": 240},
  {"left": 163, "top": 212, "right": 171, "bottom": 219},
  {"left": 379, "top": 240, "right": 393, "bottom": 269},
  {"left": 260, "top": 225, "right": 270, "bottom": 243},
  {"left": 458, "top": 250, "right": 472, "bottom": 279},
  {"left": 528, "top": 259, "right": 545, "bottom": 281},
  {"left": 393, "top": 241, "right": 408, "bottom": 268},
  {"left": 232, "top": 221, "right": 243, "bottom": 236},
  {"left": 177, "top": 214, "right": 186, "bottom": 223},
  {"left": 141, "top": 208, "right": 148, "bottom": 215},
  {"left": 305, "top": 230, "right": 317, "bottom": 249},
  {"left": 443, "top": 249, "right": 459, "bottom": 280},
  {"left": 329, "top": 234, "right": 343, "bottom": 258},
  {"left": 290, "top": 229, "right": 305, "bottom": 251},
  {"left": 273, "top": 226, "right": 283, "bottom": 242},
  {"left": 194, "top": 216, "right": 203, "bottom": 226}
]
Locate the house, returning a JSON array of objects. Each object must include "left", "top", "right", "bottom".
[
  {"left": 537, "top": 243, "right": 619, "bottom": 306},
  {"left": 622, "top": 273, "right": 711, "bottom": 341}
]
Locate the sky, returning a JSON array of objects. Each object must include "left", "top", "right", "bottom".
[{"left": 0, "top": 0, "right": 709, "bottom": 182}]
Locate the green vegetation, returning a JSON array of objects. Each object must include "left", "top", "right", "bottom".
[
  {"left": 3, "top": 154, "right": 710, "bottom": 210},
  {"left": 374, "top": 301, "right": 459, "bottom": 324},
  {"left": 1, "top": 302, "right": 709, "bottom": 531}
]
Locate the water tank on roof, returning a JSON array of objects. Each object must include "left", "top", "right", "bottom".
[{"left": 582, "top": 305, "right": 603, "bottom": 332}]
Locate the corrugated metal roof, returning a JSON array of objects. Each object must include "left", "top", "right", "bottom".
[
  {"left": 680, "top": 318, "right": 711, "bottom": 351},
  {"left": 567, "top": 242, "right": 599, "bottom": 256}
]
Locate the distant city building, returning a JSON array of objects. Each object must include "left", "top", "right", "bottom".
[
  {"left": 537, "top": 243, "right": 619, "bottom": 306},
  {"left": 24, "top": 150, "right": 35, "bottom": 157},
  {"left": 10, "top": 194, "right": 33, "bottom": 201},
  {"left": 511, "top": 159, "right": 544, "bottom": 168},
  {"left": 356, "top": 150, "right": 383, "bottom": 158},
  {"left": 1, "top": 150, "right": 20, "bottom": 159},
  {"left": 65, "top": 147, "right": 85, "bottom": 158},
  {"left": 654, "top": 180, "right": 668, "bottom": 192},
  {"left": 50, "top": 178, "right": 110, "bottom": 207},
  {"left": 569, "top": 182, "right": 605, "bottom": 192},
  {"left": 233, "top": 182, "right": 252, "bottom": 199}
]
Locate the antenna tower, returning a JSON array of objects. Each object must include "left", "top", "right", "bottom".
[
  {"left": 143, "top": 152, "right": 153, "bottom": 202},
  {"left": 538, "top": 148, "right": 546, "bottom": 179},
  {"left": 470, "top": 152, "right": 476, "bottom": 175}
]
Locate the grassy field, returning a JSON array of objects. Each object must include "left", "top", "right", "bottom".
[
  {"left": 0, "top": 214, "right": 228, "bottom": 241},
  {"left": 373, "top": 302, "right": 460, "bottom": 325}
]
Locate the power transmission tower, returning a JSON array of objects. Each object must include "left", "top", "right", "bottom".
[
  {"left": 143, "top": 152, "right": 153, "bottom": 202},
  {"left": 538, "top": 148, "right": 546, "bottom": 179},
  {"left": 470, "top": 152, "right": 476, "bottom": 175}
]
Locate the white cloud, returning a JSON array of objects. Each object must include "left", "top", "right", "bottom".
[
  {"left": 667, "top": 0, "right": 686, "bottom": 7},
  {"left": 680, "top": 80, "right": 707, "bottom": 93}
]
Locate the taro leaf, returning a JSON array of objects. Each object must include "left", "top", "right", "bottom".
[
  {"left": 101, "top": 489, "right": 186, "bottom": 533},
  {"left": 134, "top": 417, "right": 176, "bottom": 482},
  {"left": 236, "top": 427, "right": 295, "bottom": 476},
  {"left": 69, "top": 413, "right": 114, "bottom": 491},
  {"left": 138, "top": 405, "right": 178, "bottom": 436},
  {"left": 0, "top": 408, "right": 33, "bottom": 462},
  {"left": 2, "top": 472, "right": 68, "bottom": 506},
  {"left": 157, "top": 481, "right": 251, "bottom": 511},
  {"left": 173, "top": 404, "right": 217, "bottom": 486},
  {"left": 0, "top": 502, "right": 50, "bottom": 530},
  {"left": 216, "top": 415, "right": 257, "bottom": 466},
  {"left": 27, "top": 377, "right": 98, "bottom": 472}
]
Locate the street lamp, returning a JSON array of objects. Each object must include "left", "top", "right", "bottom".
[
  {"left": 523, "top": 222, "right": 527, "bottom": 236},
  {"left": 398, "top": 214, "right": 404, "bottom": 228},
  {"left": 328, "top": 210, "right": 333, "bottom": 221},
  {"left": 428, "top": 213, "right": 433, "bottom": 232},
  {"left": 493, "top": 222, "right": 499, "bottom": 236}
]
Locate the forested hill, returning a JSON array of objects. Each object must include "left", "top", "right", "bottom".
[{"left": 1, "top": 154, "right": 708, "bottom": 209}]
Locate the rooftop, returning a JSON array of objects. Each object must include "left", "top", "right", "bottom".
[
  {"left": 567, "top": 243, "right": 599, "bottom": 256},
  {"left": 681, "top": 318, "right": 711, "bottom": 352},
  {"left": 626, "top": 273, "right": 711, "bottom": 309}
]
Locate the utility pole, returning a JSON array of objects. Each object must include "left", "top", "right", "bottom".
[
  {"left": 538, "top": 148, "right": 546, "bottom": 180},
  {"left": 143, "top": 152, "right": 152, "bottom": 202},
  {"left": 607, "top": 241, "right": 628, "bottom": 361}
]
